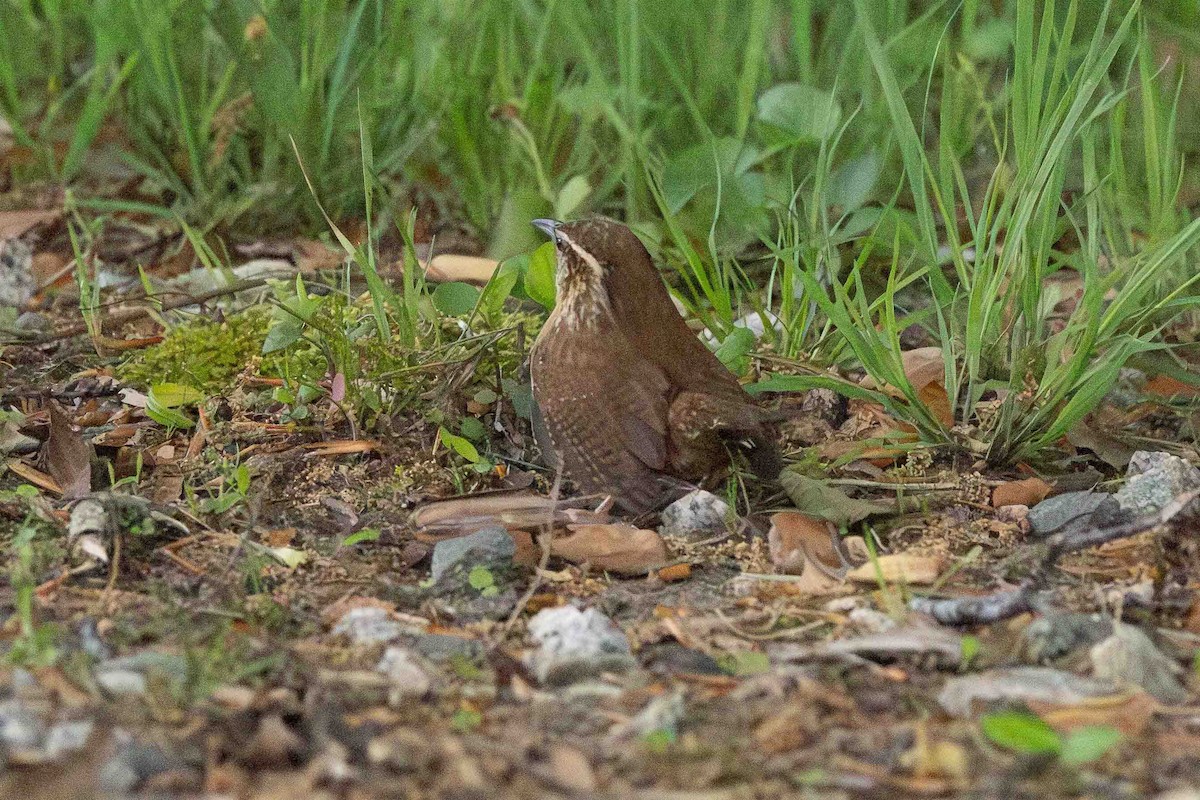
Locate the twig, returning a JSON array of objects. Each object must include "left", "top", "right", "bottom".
[
  {"left": 21, "top": 278, "right": 269, "bottom": 344},
  {"left": 911, "top": 488, "right": 1200, "bottom": 626},
  {"left": 496, "top": 467, "right": 563, "bottom": 642}
]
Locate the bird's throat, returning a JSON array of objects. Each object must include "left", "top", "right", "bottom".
[{"left": 553, "top": 245, "right": 610, "bottom": 330}]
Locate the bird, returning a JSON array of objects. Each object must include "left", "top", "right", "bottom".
[{"left": 528, "top": 215, "right": 782, "bottom": 515}]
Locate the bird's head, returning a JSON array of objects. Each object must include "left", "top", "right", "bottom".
[{"left": 532, "top": 216, "right": 654, "bottom": 328}]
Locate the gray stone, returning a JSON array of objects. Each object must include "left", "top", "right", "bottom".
[
  {"left": 332, "top": 607, "right": 412, "bottom": 646},
  {"left": 1020, "top": 612, "right": 1113, "bottom": 662},
  {"left": 41, "top": 720, "right": 94, "bottom": 760},
  {"left": 98, "top": 730, "right": 139, "bottom": 795},
  {"left": 1115, "top": 451, "right": 1200, "bottom": 516},
  {"left": 528, "top": 605, "right": 635, "bottom": 685},
  {"left": 1090, "top": 623, "right": 1189, "bottom": 705},
  {"left": 0, "top": 238, "right": 33, "bottom": 308},
  {"left": 409, "top": 632, "right": 484, "bottom": 663},
  {"left": 0, "top": 699, "right": 45, "bottom": 751},
  {"left": 95, "top": 669, "right": 147, "bottom": 696},
  {"left": 658, "top": 489, "right": 731, "bottom": 542},
  {"left": 14, "top": 311, "right": 51, "bottom": 332},
  {"left": 430, "top": 525, "right": 515, "bottom": 584},
  {"left": 1028, "top": 491, "right": 1112, "bottom": 536},
  {"left": 376, "top": 647, "right": 431, "bottom": 697}
]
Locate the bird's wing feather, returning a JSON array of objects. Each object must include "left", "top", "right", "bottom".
[{"left": 532, "top": 328, "right": 672, "bottom": 511}]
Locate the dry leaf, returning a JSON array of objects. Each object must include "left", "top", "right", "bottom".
[
  {"left": 42, "top": 402, "right": 92, "bottom": 499},
  {"left": 766, "top": 512, "right": 846, "bottom": 595},
  {"left": 293, "top": 238, "right": 344, "bottom": 272},
  {"left": 991, "top": 477, "right": 1053, "bottom": 508},
  {"left": 552, "top": 523, "right": 668, "bottom": 575},
  {"left": 846, "top": 552, "right": 945, "bottom": 585},
  {"left": 5, "top": 458, "right": 62, "bottom": 494},
  {"left": 546, "top": 745, "right": 596, "bottom": 793},
  {"left": 300, "top": 439, "right": 378, "bottom": 457},
  {"left": 655, "top": 563, "right": 692, "bottom": 582},
  {"left": 753, "top": 704, "right": 816, "bottom": 754},
  {"left": 1143, "top": 374, "right": 1200, "bottom": 399},
  {"left": 0, "top": 209, "right": 60, "bottom": 239},
  {"left": 1027, "top": 690, "right": 1157, "bottom": 737},
  {"left": 918, "top": 381, "right": 954, "bottom": 428},
  {"left": 424, "top": 254, "right": 499, "bottom": 284}
]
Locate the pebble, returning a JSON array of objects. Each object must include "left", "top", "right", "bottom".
[
  {"left": 658, "top": 489, "right": 731, "bottom": 542},
  {"left": 1091, "top": 623, "right": 1188, "bottom": 705},
  {"left": 1115, "top": 451, "right": 1200, "bottom": 516},
  {"left": 429, "top": 525, "right": 515, "bottom": 583},
  {"left": 1028, "top": 490, "right": 1118, "bottom": 537},
  {"left": 527, "top": 605, "right": 635, "bottom": 685},
  {"left": 332, "top": 606, "right": 418, "bottom": 645},
  {"left": 376, "top": 646, "right": 432, "bottom": 697}
]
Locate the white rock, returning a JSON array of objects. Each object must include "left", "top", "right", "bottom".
[
  {"left": 658, "top": 489, "right": 731, "bottom": 541},
  {"left": 527, "top": 605, "right": 635, "bottom": 685}
]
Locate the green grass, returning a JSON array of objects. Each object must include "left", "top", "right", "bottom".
[{"left": 2, "top": 0, "right": 1199, "bottom": 467}]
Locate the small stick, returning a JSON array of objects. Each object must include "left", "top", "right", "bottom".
[{"left": 22, "top": 278, "right": 269, "bottom": 344}]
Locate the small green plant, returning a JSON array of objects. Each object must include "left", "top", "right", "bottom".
[
  {"left": 6, "top": 516, "right": 62, "bottom": 668},
  {"left": 190, "top": 461, "right": 251, "bottom": 516},
  {"left": 450, "top": 706, "right": 484, "bottom": 732},
  {"left": 467, "top": 566, "right": 500, "bottom": 598},
  {"left": 981, "top": 711, "right": 1122, "bottom": 765}
]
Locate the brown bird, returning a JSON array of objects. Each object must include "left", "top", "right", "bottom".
[{"left": 529, "top": 216, "right": 781, "bottom": 514}]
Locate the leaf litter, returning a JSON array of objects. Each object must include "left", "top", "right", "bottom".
[{"left": 1, "top": 208, "right": 1200, "bottom": 800}]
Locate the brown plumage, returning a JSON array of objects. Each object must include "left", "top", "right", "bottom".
[{"left": 529, "top": 216, "right": 781, "bottom": 514}]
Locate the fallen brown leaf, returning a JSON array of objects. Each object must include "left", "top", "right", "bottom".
[
  {"left": 299, "top": 439, "right": 379, "bottom": 457},
  {"left": 424, "top": 254, "right": 499, "bottom": 284},
  {"left": 918, "top": 380, "right": 954, "bottom": 428},
  {"left": 552, "top": 523, "right": 668, "bottom": 574},
  {"left": 846, "top": 552, "right": 945, "bottom": 585},
  {"left": 655, "top": 563, "right": 692, "bottom": 582},
  {"left": 1143, "top": 374, "right": 1200, "bottom": 400},
  {"left": 1027, "top": 690, "right": 1157, "bottom": 737},
  {"left": 766, "top": 512, "right": 846, "bottom": 594},
  {"left": 0, "top": 209, "right": 60, "bottom": 239},
  {"left": 991, "top": 477, "right": 1053, "bottom": 508},
  {"left": 5, "top": 459, "right": 62, "bottom": 494},
  {"left": 42, "top": 402, "right": 92, "bottom": 499}
]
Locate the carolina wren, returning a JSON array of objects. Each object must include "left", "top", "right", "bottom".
[{"left": 529, "top": 216, "right": 781, "bottom": 514}]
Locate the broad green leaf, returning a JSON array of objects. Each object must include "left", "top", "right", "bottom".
[
  {"left": 460, "top": 416, "right": 486, "bottom": 441},
  {"left": 828, "top": 151, "right": 882, "bottom": 212},
  {"left": 756, "top": 83, "right": 841, "bottom": 144},
  {"left": 439, "top": 426, "right": 480, "bottom": 463},
  {"left": 524, "top": 242, "right": 557, "bottom": 310},
  {"left": 1060, "top": 726, "right": 1122, "bottom": 765},
  {"left": 713, "top": 327, "right": 756, "bottom": 375},
  {"left": 146, "top": 384, "right": 200, "bottom": 429},
  {"left": 479, "top": 260, "right": 521, "bottom": 320},
  {"left": 555, "top": 175, "right": 591, "bottom": 219},
  {"left": 431, "top": 281, "right": 480, "bottom": 316},
  {"left": 150, "top": 383, "right": 205, "bottom": 407},
  {"left": 468, "top": 565, "right": 495, "bottom": 591},
  {"left": 980, "top": 711, "right": 1062, "bottom": 755},
  {"left": 779, "top": 470, "right": 891, "bottom": 526}
]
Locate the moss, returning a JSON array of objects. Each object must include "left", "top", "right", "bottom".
[{"left": 117, "top": 309, "right": 274, "bottom": 393}]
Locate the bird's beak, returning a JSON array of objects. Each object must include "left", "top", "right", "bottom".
[{"left": 531, "top": 218, "right": 561, "bottom": 241}]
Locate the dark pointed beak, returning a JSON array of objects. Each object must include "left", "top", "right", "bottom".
[{"left": 531, "top": 218, "right": 561, "bottom": 241}]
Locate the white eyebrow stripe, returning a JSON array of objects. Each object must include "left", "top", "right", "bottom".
[{"left": 556, "top": 231, "right": 603, "bottom": 278}]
